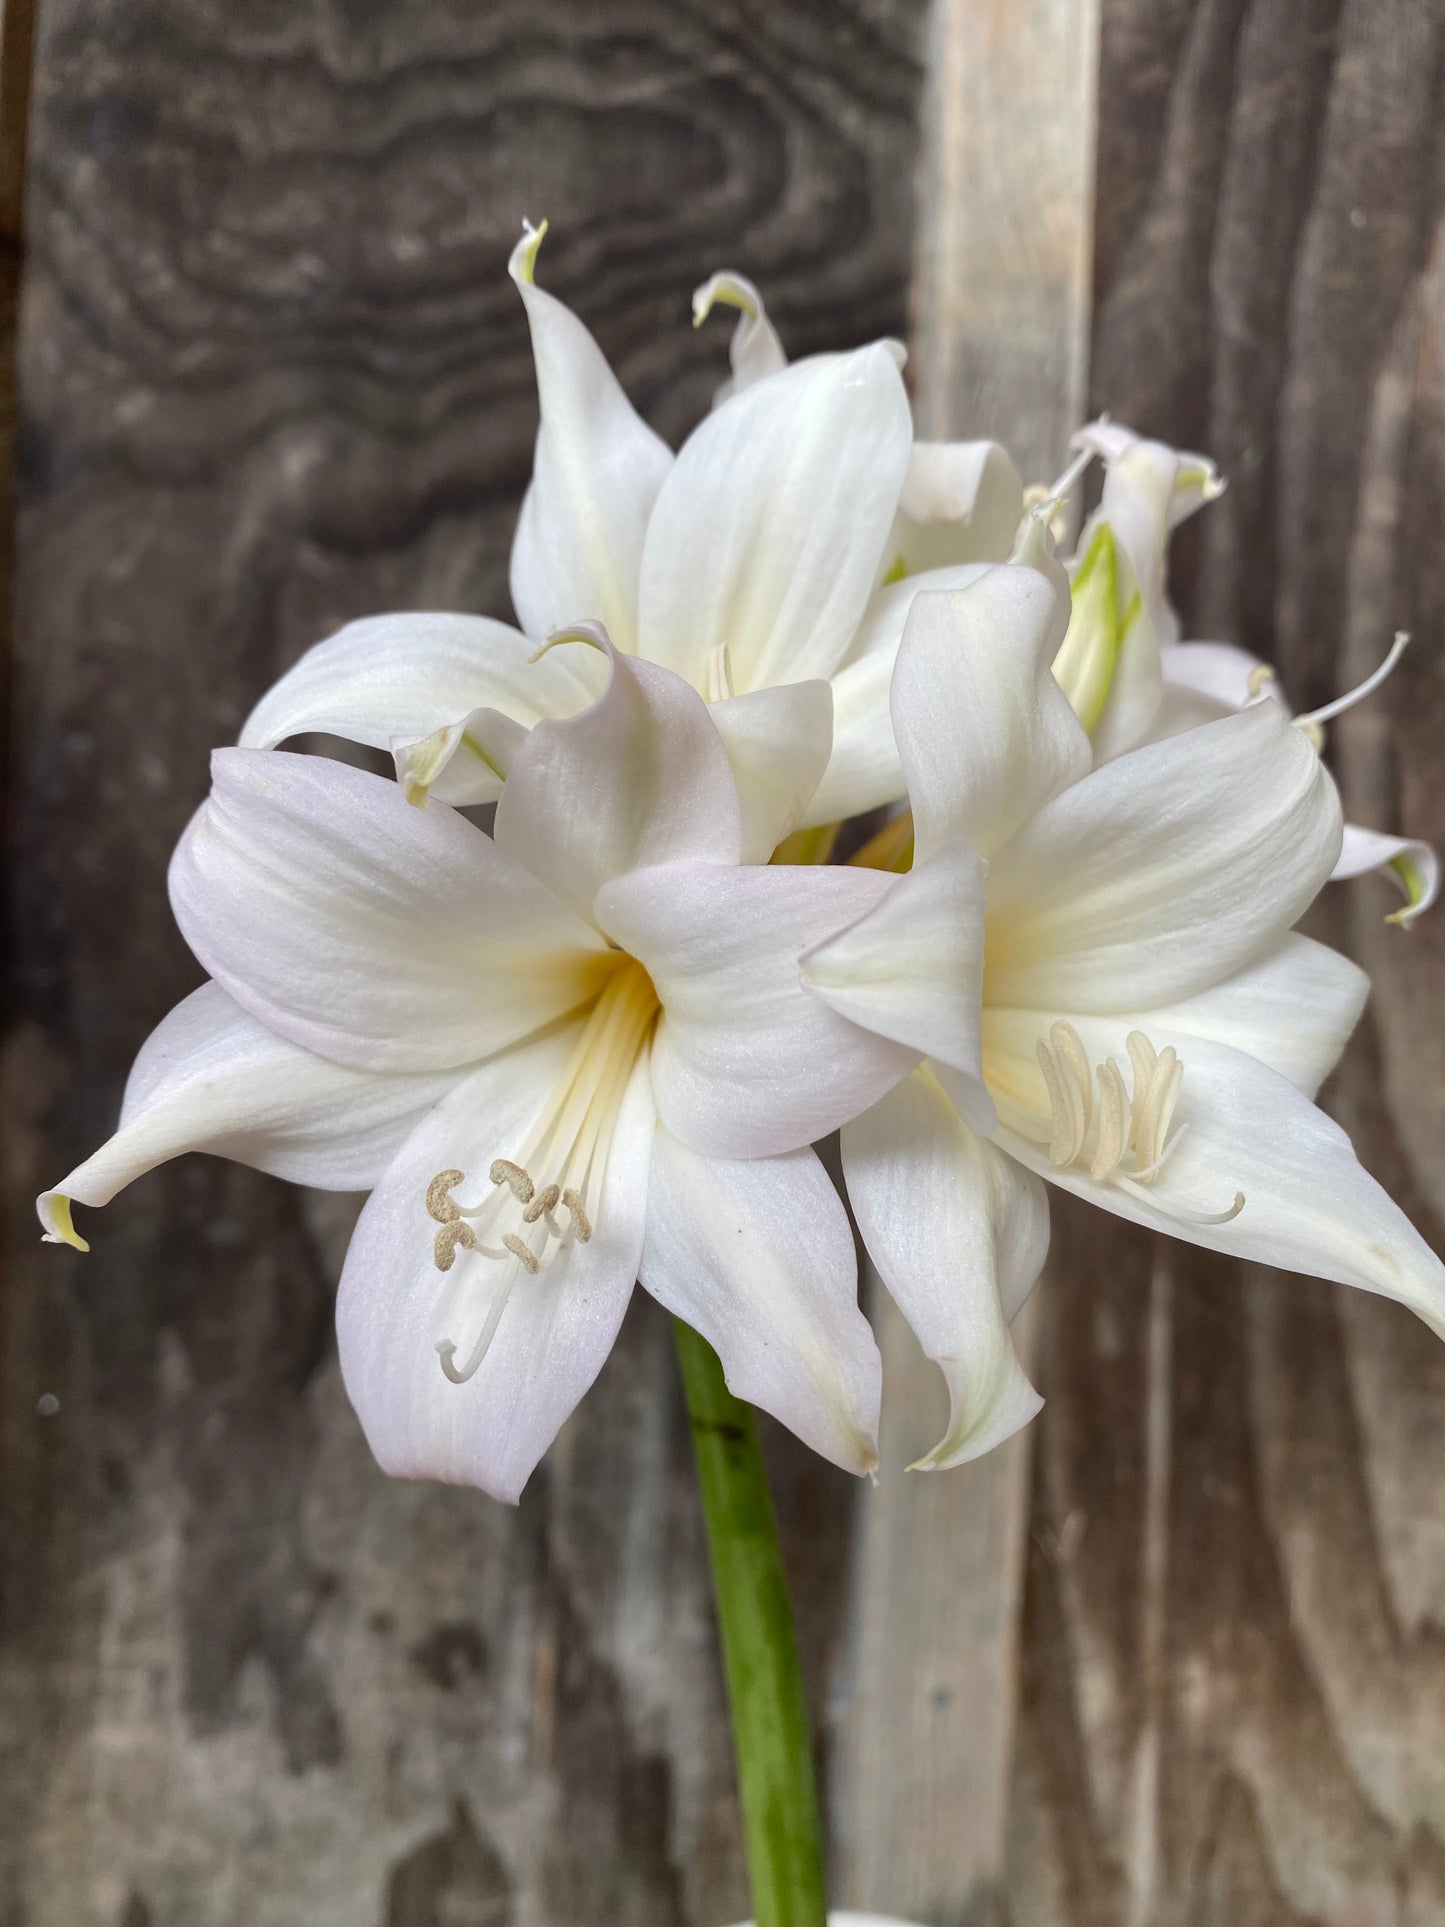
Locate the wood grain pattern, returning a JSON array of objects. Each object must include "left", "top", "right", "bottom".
[
  {"left": 0, "top": 6, "right": 930, "bottom": 1923},
  {"left": 1007, "top": 1, "right": 1445, "bottom": 1921}
]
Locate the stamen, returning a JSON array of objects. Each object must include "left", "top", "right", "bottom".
[
  {"left": 560, "top": 1189, "right": 592, "bottom": 1243},
  {"left": 423, "top": 959, "right": 658, "bottom": 1377},
  {"left": 1246, "top": 664, "right": 1276, "bottom": 699},
  {"left": 433, "top": 1221, "right": 477, "bottom": 1271},
  {"left": 1025, "top": 1023, "right": 1245, "bottom": 1224},
  {"left": 426, "top": 1170, "right": 465, "bottom": 1224},
  {"left": 521, "top": 1182, "right": 561, "bottom": 1226},
  {"left": 1134, "top": 1046, "right": 1181, "bottom": 1174},
  {"left": 1036, "top": 1038, "right": 1080, "bottom": 1167},
  {"left": 1045, "top": 442, "right": 1096, "bottom": 509},
  {"left": 1295, "top": 630, "right": 1410, "bottom": 729},
  {"left": 1131, "top": 1123, "right": 1191, "bottom": 1183},
  {"left": 1090, "top": 1058, "right": 1128, "bottom": 1181},
  {"left": 490, "top": 1159, "right": 534, "bottom": 1204},
  {"left": 1050, "top": 1022, "right": 1094, "bottom": 1138},
  {"left": 1125, "top": 1032, "right": 1157, "bottom": 1150}
]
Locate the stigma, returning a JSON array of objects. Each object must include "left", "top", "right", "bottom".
[
  {"left": 423, "top": 959, "right": 658, "bottom": 1384},
  {"left": 1032, "top": 1021, "right": 1244, "bottom": 1226}
]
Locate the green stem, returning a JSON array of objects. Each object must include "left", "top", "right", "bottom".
[{"left": 673, "top": 1317, "right": 829, "bottom": 1927}]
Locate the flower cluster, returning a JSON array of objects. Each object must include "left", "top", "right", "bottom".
[{"left": 41, "top": 227, "right": 1445, "bottom": 1502}]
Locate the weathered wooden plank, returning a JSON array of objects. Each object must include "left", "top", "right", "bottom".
[
  {"left": 0, "top": 0, "right": 35, "bottom": 689},
  {"left": 829, "top": 0, "right": 1099, "bottom": 1918},
  {"left": 1007, "top": 1, "right": 1445, "bottom": 1920},
  {"left": 0, "top": 6, "right": 933, "bottom": 1923}
]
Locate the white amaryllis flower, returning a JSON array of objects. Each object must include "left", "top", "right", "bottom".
[
  {"left": 801, "top": 536, "right": 1445, "bottom": 1466},
  {"left": 36, "top": 637, "right": 974, "bottom": 1500},
  {"left": 1054, "top": 418, "right": 1438, "bottom": 923},
  {"left": 237, "top": 227, "right": 1024, "bottom": 850}
]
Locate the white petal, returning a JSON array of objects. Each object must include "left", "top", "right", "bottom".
[
  {"left": 882, "top": 440, "right": 1025, "bottom": 580},
  {"left": 801, "top": 649, "right": 900, "bottom": 826},
  {"left": 336, "top": 1027, "right": 653, "bottom": 1502},
  {"left": 891, "top": 564, "right": 1089, "bottom": 862},
  {"left": 639, "top": 1130, "right": 881, "bottom": 1473},
  {"left": 492, "top": 626, "right": 742, "bottom": 922},
  {"left": 1073, "top": 418, "right": 1224, "bottom": 529},
  {"left": 991, "top": 1025, "right": 1445, "bottom": 1341},
  {"left": 986, "top": 703, "right": 1343, "bottom": 1013},
  {"left": 1142, "top": 640, "right": 1298, "bottom": 752},
  {"left": 1331, "top": 823, "right": 1440, "bottom": 926},
  {"left": 391, "top": 706, "right": 529, "bottom": 809},
  {"left": 1086, "top": 436, "right": 1179, "bottom": 635},
  {"left": 692, "top": 270, "right": 788, "bottom": 399},
  {"left": 237, "top": 612, "right": 602, "bottom": 804},
  {"left": 171, "top": 749, "right": 610, "bottom": 1072},
  {"left": 1115, "top": 933, "right": 1367, "bottom": 1099},
  {"left": 800, "top": 563, "right": 995, "bottom": 829},
  {"left": 801, "top": 847, "right": 992, "bottom": 1129},
  {"left": 1159, "top": 638, "right": 1276, "bottom": 715},
  {"left": 37, "top": 982, "right": 459, "bottom": 1248},
  {"left": 507, "top": 225, "right": 673, "bottom": 647},
  {"left": 637, "top": 344, "right": 914, "bottom": 692},
  {"left": 842, "top": 1068, "right": 1047, "bottom": 1467},
  {"left": 595, "top": 861, "right": 917, "bottom": 1158},
  {"left": 708, "top": 680, "right": 832, "bottom": 862},
  {"left": 1060, "top": 427, "right": 1224, "bottom": 763},
  {"left": 1050, "top": 521, "right": 1155, "bottom": 755}
]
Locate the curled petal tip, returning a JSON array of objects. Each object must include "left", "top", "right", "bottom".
[
  {"left": 38, "top": 1192, "right": 89, "bottom": 1253},
  {"left": 691, "top": 269, "right": 760, "bottom": 329},
  {"left": 509, "top": 217, "right": 549, "bottom": 288},
  {"left": 1384, "top": 846, "right": 1438, "bottom": 925},
  {"left": 533, "top": 620, "right": 613, "bottom": 663}
]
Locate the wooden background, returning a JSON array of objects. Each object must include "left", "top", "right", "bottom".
[{"left": 2, "top": 1, "right": 1444, "bottom": 1923}]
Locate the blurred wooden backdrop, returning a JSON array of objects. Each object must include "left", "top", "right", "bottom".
[{"left": 3, "top": 1, "right": 1445, "bottom": 1923}]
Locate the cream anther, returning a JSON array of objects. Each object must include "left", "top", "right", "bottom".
[
  {"left": 490, "top": 1159, "right": 534, "bottom": 1203},
  {"left": 1030, "top": 1021, "right": 1245, "bottom": 1226},
  {"left": 427, "top": 958, "right": 656, "bottom": 1381},
  {"left": 426, "top": 1169, "right": 465, "bottom": 1223},
  {"left": 561, "top": 1188, "right": 592, "bottom": 1243},
  {"left": 433, "top": 1220, "right": 477, "bottom": 1272},
  {"left": 521, "top": 1181, "right": 561, "bottom": 1226}
]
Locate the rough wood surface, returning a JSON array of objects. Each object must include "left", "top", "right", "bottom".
[
  {"left": 4, "top": 1, "right": 1445, "bottom": 1924},
  {"left": 0, "top": 5, "right": 931, "bottom": 1924},
  {"left": 1006, "top": 2, "right": 1445, "bottom": 1921}
]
